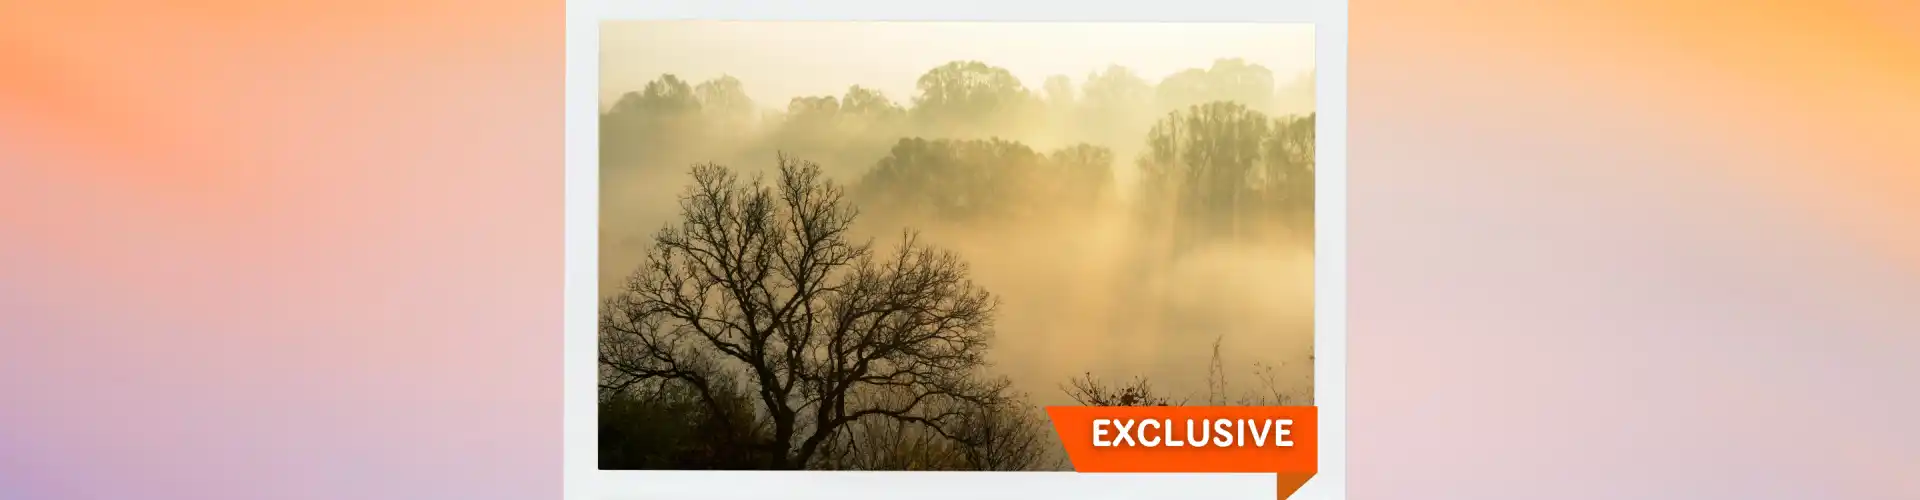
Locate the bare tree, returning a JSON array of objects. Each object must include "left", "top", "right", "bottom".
[
  {"left": 599, "top": 154, "right": 1016, "bottom": 470},
  {"left": 1061, "top": 372, "right": 1183, "bottom": 407},
  {"left": 951, "top": 396, "right": 1060, "bottom": 471},
  {"left": 1204, "top": 336, "right": 1315, "bottom": 406},
  {"left": 1058, "top": 336, "right": 1313, "bottom": 410},
  {"left": 1207, "top": 336, "right": 1230, "bottom": 405}
]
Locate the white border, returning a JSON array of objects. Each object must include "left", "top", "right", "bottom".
[{"left": 564, "top": 2, "right": 1346, "bottom": 498}]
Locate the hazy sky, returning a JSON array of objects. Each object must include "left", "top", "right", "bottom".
[{"left": 601, "top": 21, "right": 1315, "bottom": 110}]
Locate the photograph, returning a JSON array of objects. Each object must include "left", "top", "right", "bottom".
[{"left": 596, "top": 21, "right": 1317, "bottom": 471}]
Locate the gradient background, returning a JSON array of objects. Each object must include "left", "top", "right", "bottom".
[{"left": 2, "top": 1, "right": 1915, "bottom": 499}]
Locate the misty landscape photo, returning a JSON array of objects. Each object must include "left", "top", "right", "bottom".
[{"left": 597, "top": 21, "right": 1317, "bottom": 471}]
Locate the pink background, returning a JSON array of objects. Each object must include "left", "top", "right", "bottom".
[{"left": 2, "top": 1, "right": 1915, "bottom": 499}]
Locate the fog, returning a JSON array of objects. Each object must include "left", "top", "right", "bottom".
[{"left": 599, "top": 21, "right": 1315, "bottom": 412}]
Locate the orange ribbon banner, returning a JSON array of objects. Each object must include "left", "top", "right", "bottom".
[{"left": 1046, "top": 406, "right": 1319, "bottom": 500}]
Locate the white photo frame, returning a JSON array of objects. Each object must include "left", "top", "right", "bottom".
[{"left": 565, "top": 2, "right": 1347, "bottom": 498}]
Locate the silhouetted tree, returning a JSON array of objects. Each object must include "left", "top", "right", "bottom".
[
  {"left": 1062, "top": 372, "right": 1181, "bottom": 406},
  {"left": 600, "top": 155, "right": 1018, "bottom": 470},
  {"left": 1061, "top": 337, "right": 1313, "bottom": 410},
  {"left": 951, "top": 397, "right": 1057, "bottom": 470}
]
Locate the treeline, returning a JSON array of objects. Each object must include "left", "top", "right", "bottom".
[
  {"left": 600, "top": 59, "right": 1311, "bottom": 166},
  {"left": 602, "top": 58, "right": 1315, "bottom": 246}
]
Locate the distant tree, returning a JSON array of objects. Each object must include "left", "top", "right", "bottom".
[
  {"left": 1261, "top": 113, "right": 1316, "bottom": 234},
  {"left": 856, "top": 138, "right": 1111, "bottom": 223},
  {"left": 1041, "top": 74, "right": 1078, "bottom": 133},
  {"left": 1043, "top": 74, "right": 1076, "bottom": 111},
  {"left": 911, "top": 61, "right": 1038, "bottom": 136},
  {"left": 1154, "top": 68, "right": 1213, "bottom": 111},
  {"left": 600, "top": 156, "right": 1018, "bottom": 470},
  {"left": 840, "top": 85, "right": 907, "bottom": 120},
  {"left": 1201, "top": 58, "right": 1279, "bottom": 112},
  {"left": 759, "top": 87, "right": 905, "bottom": 179},
  {"left": 1139, "top": 101, "right": 1274, "bottom": 245},
  {"left": 1154, "top": 58, "right": 1278, "bottom": 114},
  {"left": 756, "top": 95, "right": 842, "bottom": 164},
  {"left": 1047, "top": 143, "right": 1117, "bottom": 203},
  {"left": 602, "top": 74, "right": 707, "bottom": 167},
  {"left": 1081, "top": 65, "right": 1153, "bottom": 113},
  {"left": 634, "top": 74, "right": 702, "bottom": 114},
  {"left": 695, "top": 75, "right": 756, "bottom": 130},
  {"left": 1076, "top": 65, "right": 1155, "bottom": 145},
  {"left": 857, "top": 138, "right": 1040, "bottom": 221},
  {"left": 776, "top": 95, "right": 843, "bottom": 145}
]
